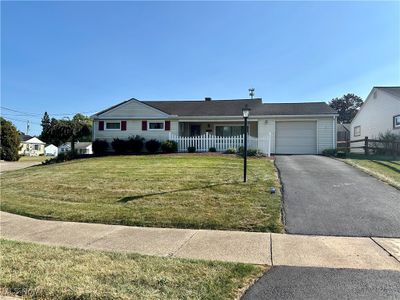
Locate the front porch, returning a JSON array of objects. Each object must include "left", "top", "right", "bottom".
[
  {"left": 169, "top": 121, "right": 271, "bottom": 155},
  {"left": 178, "top": 121, "right": 259, "bottom": 138}
]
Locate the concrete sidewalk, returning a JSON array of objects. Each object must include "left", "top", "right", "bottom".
[{"left": 1, "top": 211, "right": 399, "bottom": 271}]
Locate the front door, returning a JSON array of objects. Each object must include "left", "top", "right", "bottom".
[{"left": 190, "top": 125, "right": 201, "bottom": 136}]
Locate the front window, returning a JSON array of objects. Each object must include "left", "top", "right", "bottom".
[
  {"left": 394, "top": 115, "right": 400, "bottom": 129},
  {"left": 354, "top": 126, "right": 361, "bottom": 137},
  {"left": 34, "top": 144, "right": 39, "bottom": 150},
  {"left": 106, "top": 122, "right": 120, "bottom": 130},
  {"left": 215, "top": 125, "right": 247, "bottom": 137},
  {"left": 148, "top": 122, "right": 164, "bottom": 130}
]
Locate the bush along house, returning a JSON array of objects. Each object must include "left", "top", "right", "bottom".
[{"left": 91, "top": 97, "right": 337, "bottom": 155}]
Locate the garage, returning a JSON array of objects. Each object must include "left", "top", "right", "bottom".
[{"left": 275, "top": 121, "right": 317, "bottom": 154}]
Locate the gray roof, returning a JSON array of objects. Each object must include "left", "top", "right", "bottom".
[
  {"left": 94, "top": 97, "right": 337, "bottom": 117},
  {"left": 20, "top": 134, "right": 33, "bottom": 142},
  {"left": 142, "top": 99, "right": 337, "bottom": 116},
  {"left": 375, "top": 86, "right": 400, "bottom": 98}
]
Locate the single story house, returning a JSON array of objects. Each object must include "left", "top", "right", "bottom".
[
  {"left": 91, "top": 97, "right": 337, "bottom": 154},
  {"left": 19, "top": 134, "right": 45, "bottom": 156},
  {"left": 350, "top": 86, "right": 400, "bottom": 142},
  {"left": 44, "top": 144, "right": 58, "bottom": 156},
  {"left": 58, "top": 142, "right": 93, "bottom": 155}
]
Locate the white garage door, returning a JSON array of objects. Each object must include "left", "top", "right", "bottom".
[{"left": 275, "top": 121, "right": 317, "bottom": 154}]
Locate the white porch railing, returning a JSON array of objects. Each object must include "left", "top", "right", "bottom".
[{"left": 168, "top": 132, "right": 271, "bottom": 156}]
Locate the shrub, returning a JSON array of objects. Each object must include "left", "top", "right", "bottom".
[
  {"left": 187, "top": 146, "right": 196, "bottom": 153},
  {"left": 111, "top": 139, "right": 128, "bottom": 154},
  {"left": 336, "top": 151, "right": 347, "bottom": 158},
  {"left": 161, "top": 140, "right": 178, "bottom": 153},
  {"left": 0, "top": 118, "right": 20, "bottom": 161},
  {"left": 92, "top": 139, "right": 109, "bottom": 155},
  {"left": 371, "top": 131, "right": 400, "bottom": 156},
  {"left": 127, "top": 135, "right": 144, "bottom": 153},
  {"left": 224, "top": 148, "right": 237, "bottom": 154},
  {"left": 322, "top": 148, "right": 337, "bottom": 156},
  {"left": 237, "top": 147, "right": 263, "bottom": 157},
  {"left": 146, "top": 139, "right": 161, "bottom": 153},
  {"left": 46, "top": 151, "right": 77, "bottom": 164},
  {"left": 209, "top": 147, "right": 216, "bottom": 152}
]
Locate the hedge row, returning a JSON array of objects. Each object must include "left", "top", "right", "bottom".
[{"left": 92, "top": 136, "right": 177, "bottom": 155}]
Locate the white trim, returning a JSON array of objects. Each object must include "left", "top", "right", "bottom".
[
  {"left": 148, "top": 121, "right": 165, "bottom": 131},
  {"left": 93, "top": 98, "right": 172, "bottom": 118},
  {"left": 213, "top": 123, "right": 251, "bottom": 136},
  {"left": 354, "top": 125, "right": 361, "bottom": 137},
  {"left": 105, "top": 121, "right": 121, "bottom": 130}
]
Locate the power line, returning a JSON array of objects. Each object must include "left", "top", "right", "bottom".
[
  {"left": 1, "top": 106, "right": 97, "bottom": 117},
  {"left": 1, "top": 117, "right": 41, "bottom": 126}
]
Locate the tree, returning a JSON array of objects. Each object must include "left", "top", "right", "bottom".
[
  {"left": 72, "top": 113, "right": 92, "bottom": 142},
  {"left": 51, "top": 117, "right": 90, "bottom": 155},
  {"left": 0, "top": 118, "right": 20, "bottom": 161},
  {"left": 329, "top": 94, "right": 363, "bottom": 123},
  {"left": 40, "top": 112, "right": 51, "bottom": 143}
]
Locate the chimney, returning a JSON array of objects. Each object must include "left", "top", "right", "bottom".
[{"left": 205, "top": 97, "right": 212, "bottom": 101}]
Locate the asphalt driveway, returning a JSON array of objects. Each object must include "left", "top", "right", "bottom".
[
  {"left": 241, "top": 266, "right": 400, "bottom": 300},
  {"left": 275, "top": 155, "right": 400, "bottom": 237}
]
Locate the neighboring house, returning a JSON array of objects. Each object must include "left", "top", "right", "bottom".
[
  {"left": 58, "top": 142, "right": 93, "bottom": 155},
  {"left": 44, "top": 144, "right": 58, "bottom": 156},
  {"left": 91, "top": 97, "right": 337, "bottom": 154},
  {"left": 19, "top": 134, "right": 45, "bottom": 156},
  {"left": 350, "top": 87, "right": 400, "bottom": 142}
]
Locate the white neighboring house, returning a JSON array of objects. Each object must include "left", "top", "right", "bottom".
[
  {"left": 44, "top": 144, "right": 58, "bottom": 156},
  {"left": 19, "top": 135, "right": 46, "bottom": 156},
  {"left": 58, "top": 142, "right": 93, "bottom": 155},
  {"left": 91, "top": 97, "right": 338, "bottom": 154},
  {"left": 350, "top": 87, "right": 400, "bottom": 145}
]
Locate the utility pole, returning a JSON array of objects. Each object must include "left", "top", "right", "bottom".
[{"left": 26, "top": 120, "right": 30, "bottom": 135}]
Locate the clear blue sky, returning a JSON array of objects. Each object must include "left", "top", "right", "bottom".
[{"left": 1, "top": 1, "right": 399, "bottom": 135}]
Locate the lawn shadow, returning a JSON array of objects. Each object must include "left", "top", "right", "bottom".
[
  {"left": 370, "top": 160, "right": 400, "bottom": 174},
  {"left": 117, "top": 182, "right": 239, "bottom": 203}
]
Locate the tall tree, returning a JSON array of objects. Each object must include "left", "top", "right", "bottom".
[
  {"left": 51, "top": 118, "right": 90, "bottom": 154},
  {"left": 72, "top": 113, "right": 92, "bottom": 142},
  {"left": 329, "top": 94, "right": 363, "bottom": 123},
  {"left": 40, "top": 112, "right": 51, "bottom": 143},
  {"left": 0, "top": 118, "right": 20, "bottom": 161}
]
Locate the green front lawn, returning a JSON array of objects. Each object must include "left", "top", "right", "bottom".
[
  {"left": 1, "top": 154, "right": 283, "bottom": 232},
  {"left": 344, "top": 154, "right": 400, "bottom": 189},
  {"left": 0, "top": 239, "right": 265, "bottom": 299}
]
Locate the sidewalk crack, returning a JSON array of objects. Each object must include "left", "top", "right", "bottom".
[
  {"left": 370, "top": 237, "right": 400, "bottom": 265},
  {"left": 169, "top": 231, "right": 198, "bottom": 257},
  {"left": 270, "top": 233, "right": 274, "bottom": 266}
]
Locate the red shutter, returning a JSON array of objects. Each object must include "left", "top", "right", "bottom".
[
  {"left": 165, "top": 121, "right": 170, "bottom": 131},
  {"left": 99, "top": 121, "right": 104, "bottom": 131},
  {"left": 142, "top": 120, "right": 147, "bottom": 131},
  {"left": 121, "top": 121, "right": 127, "bottom": 131}
]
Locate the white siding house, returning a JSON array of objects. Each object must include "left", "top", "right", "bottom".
[
  {"left": 44, "top": 144, "right": 58, "bottom": 156},
  {"left": 350, "top": 87, "right": 400, "bottom": 142},
  {"left": 58, "top": 142, "right": 93, "bottom": 155},
  {"left": 92, "top": 98, "right": 337, "bottom": 154},
  {"left": 19, "top": 135, "right": 46, "bottom": 156}
]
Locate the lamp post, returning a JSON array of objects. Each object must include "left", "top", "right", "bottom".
[{"left": 242, "top": 106, "right": 251, "bottom": 182}]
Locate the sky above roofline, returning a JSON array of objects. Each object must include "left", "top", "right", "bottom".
[{"left": 1, "top": 1, "right": 399, "bottom": 134}]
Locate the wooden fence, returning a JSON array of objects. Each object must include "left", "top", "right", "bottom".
[
  {"left": 168, "top": 132, "right": 272, "bottom": 156},
  {"left": 338, "top": 136, "right": 400, "bottom": 157}
]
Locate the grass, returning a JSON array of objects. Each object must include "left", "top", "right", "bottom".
[
  {"left": 0, "top": 239, "right": 266, "bottom": 300},
  {"left": 0, "top": 154, "right": 283, "bottom": 232},
  {"left": 18, "top": 155, "right": 48, "bottom": 162},
  {"left": 343, "top": 154, "right": 400, "bottom": 189}
]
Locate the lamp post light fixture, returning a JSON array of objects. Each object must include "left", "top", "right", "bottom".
[{"left": 242, "top": 105, "right": 251, "bottom": 182}]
